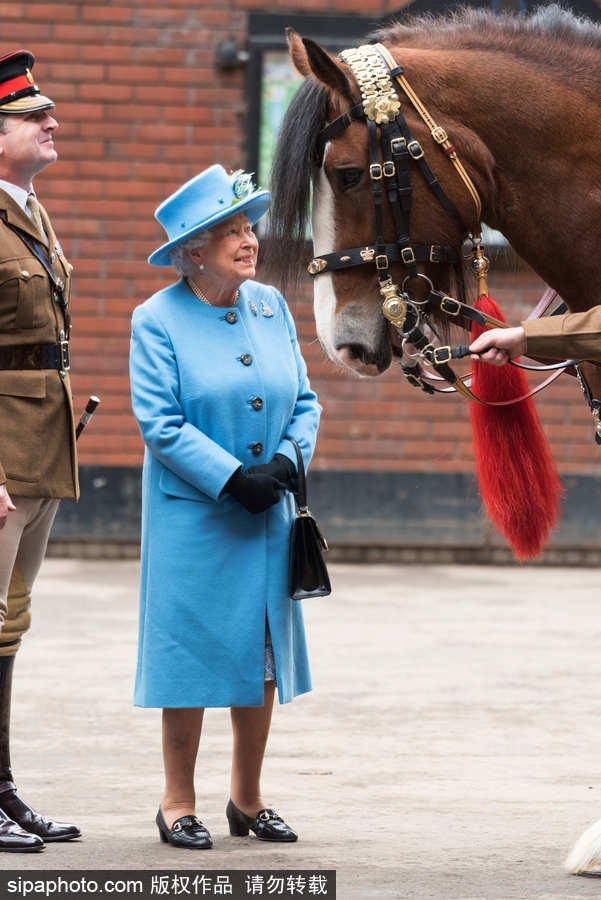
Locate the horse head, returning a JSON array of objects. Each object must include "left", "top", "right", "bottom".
[{"left": 271, "top": 31, "right": 494, "bottom": 377}]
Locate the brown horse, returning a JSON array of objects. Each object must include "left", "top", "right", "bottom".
[{"left": 269, "top": 4, "right": 601, "bottom": 558}]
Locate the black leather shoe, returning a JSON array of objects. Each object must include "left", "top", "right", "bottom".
[
  {"left": 0, "top": 808, "right": 44, "bottom": 852},
  {"left": 226, "top": 799, "right": 298, "bottom": 842},
  {"left": 0, "top": 790, "right": 80, "bottom": 842},
  {"left": 156, "top": 808, "right": 212, "bottom": 849}
]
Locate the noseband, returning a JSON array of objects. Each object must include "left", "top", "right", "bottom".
[{"left": 307, "top": 43, "right": 581, "bottom": 407}]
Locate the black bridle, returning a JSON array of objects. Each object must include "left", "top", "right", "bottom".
[{"left": 306, "top": 43, "right": 583, "bottom": 408}]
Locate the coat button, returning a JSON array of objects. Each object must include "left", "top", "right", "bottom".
[
  {"left": 251, "top": 397, "right": 263, "bottom": 411},
  {"left": 240, "top": 354, "right": 252, "bottom": 366},
  {"left": 225, "top": 311, "right": 237, "bottom": 324},
  {"left": 251, "top": 442, "right": 263, "bottom": 456}
]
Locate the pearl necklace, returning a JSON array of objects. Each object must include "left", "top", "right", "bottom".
[{"left": 186, "top": 277, "right": 240, "bottom": 307}]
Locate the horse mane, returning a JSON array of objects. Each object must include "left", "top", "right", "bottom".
[
  {"left": 266, "top": 77, "right": 328, "bottom": 289},
  {"left": 373, "top": 4, "right": 601, "bottom": 79}
]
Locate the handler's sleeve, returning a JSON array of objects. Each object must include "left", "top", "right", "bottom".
[
  {"left": 130, "top": 304, "right": 241, "bottom": 500},
  {"left": 271, "top": 288, "right": 322, "bottom": 473},
  {"left": 523, "top": 305, "right": 601, "bottom": 362}
]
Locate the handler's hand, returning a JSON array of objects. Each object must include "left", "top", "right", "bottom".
[
  {"left": 469, "top": 326, "right": 526, "bottom": 366},
  {"left": 0, "top": 484, "right": 16, "bottom": 530}
]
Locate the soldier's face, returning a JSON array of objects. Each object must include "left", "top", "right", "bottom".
[{"left": 0, "top": 110, "right": 58, "bottom": 183}]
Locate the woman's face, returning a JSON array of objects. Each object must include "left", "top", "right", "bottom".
[{"left": 193, "top": 213, "right": 259, "bottom": 283}]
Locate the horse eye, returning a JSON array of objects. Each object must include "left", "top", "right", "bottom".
[{"left": 335, "top": 168, "right": 364, "bottom": 191}]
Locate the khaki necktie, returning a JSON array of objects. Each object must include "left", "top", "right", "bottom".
[{"left": 26, "top": 193, "right": 47, "bottom": 245}]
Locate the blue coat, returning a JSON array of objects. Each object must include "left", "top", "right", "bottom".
[{"left": 129, "top": 279, "right": 321, "bottom": 708}]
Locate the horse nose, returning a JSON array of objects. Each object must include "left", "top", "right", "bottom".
[
  {"left": 337, "top": 342, "right": 390, "bottom": 374},
  {"left": 334, "top": 302, "right": 392, "bottom": 374}
]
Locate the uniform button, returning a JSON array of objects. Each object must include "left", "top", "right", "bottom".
[
  {"left": 51, "top": 252, "right": 56, "bottom": 263},
  {"left": 251, "top": 397, "right": 263, "bottom": 411},
  {"left": 225, "top": 311, "right": 237, "bottom": 324},
  {"left": 240, "top": 354, "right": 252, "bottom": 366},
  {"left": 251, "top": 443, "right": 263, "bottom": 456}
]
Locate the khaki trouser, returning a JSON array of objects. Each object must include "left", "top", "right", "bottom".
[{"left": 0, "top": 497, "right": 59, "bottom": 656}]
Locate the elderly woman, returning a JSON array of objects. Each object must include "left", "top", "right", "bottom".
[{"left": 129, "top": 164, "right": 321, "bottom": 849}]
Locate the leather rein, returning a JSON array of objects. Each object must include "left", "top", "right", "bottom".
[{"left": 306, "top": 43, "right": 583, "bottom": 409}]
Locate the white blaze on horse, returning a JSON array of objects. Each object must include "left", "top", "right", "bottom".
[{"left": 269, "top": 4, "right": 601, "bottom": 878}]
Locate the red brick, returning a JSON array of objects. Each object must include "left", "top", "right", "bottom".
[
  {"left": 82, "top": 6, "right": 136, "bottom": 23},
  {"left": 0, "top": 3, "right": 24, "bottom": 17},
  {"left": 108, "top": 65, "right": 162, "bottom": 84},
  {"left": 80, "top": 84, "right": 133, "bottom": 102},
  {"left": 0, "top": 23, "right": 54, "bottom": 39}
]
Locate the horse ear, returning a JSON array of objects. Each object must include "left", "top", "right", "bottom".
[
  {"left": 287, "top": 30, "right": 313, "bottom": 77},
  {"left": 287, "top": 30, "right": 353, "bottom": 102}
]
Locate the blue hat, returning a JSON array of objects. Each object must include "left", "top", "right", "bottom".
[{"left": 148, "top": 164, "right": 271, "bottom": 267}]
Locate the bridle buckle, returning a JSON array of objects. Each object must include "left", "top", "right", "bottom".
[
  {"left": 369, "top": 163, "right": 383, "bottom": 180},
  {"left": 431, "top": 126, "right": 448, "bottom": 144},
  {"left": 440, "top": 296, "right": 461, "bottom": 316},
  {"left": 382, "top": 161, "right": 395, "bottom": 177},
  {"left": 432, "top": 346, "right": 452, "bottom": 365},
  {"left": 401, "top": 247, "right": 415, "bottom": 265},
  {"left": 407, "top": 140, "right": 424, "bottom": 160},
  {"left": 390, "top": 136, "right": 406, "bottom": 153},
  {"left": 375, "top": 253, "right": 389, "bottom": 270}
]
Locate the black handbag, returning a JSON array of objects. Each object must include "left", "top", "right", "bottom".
[{"left": 286, "top": 437, "right": 331, "bottom": 601}]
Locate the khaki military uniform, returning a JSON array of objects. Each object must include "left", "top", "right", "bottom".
[
  {"left": 0, "top": 187, "right": 78, "bottom": 653},
  {"left": 523, "top": 308, "right": 601, "bottom": 363},
  {"left": 0, "top": 189, "right": 77, "bottom": 497}
]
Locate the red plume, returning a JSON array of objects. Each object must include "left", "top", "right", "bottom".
[{"left": 469, "top": 294, "right": 562, "bottom": 560}]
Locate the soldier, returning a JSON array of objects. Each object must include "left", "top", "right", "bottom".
[{"left": 0, "top": 51, "right": 80, "bottom": 850}]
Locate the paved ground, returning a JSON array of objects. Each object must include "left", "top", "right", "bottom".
[{"left": 6, "top": 559, "right": 601, "bottom": 898}]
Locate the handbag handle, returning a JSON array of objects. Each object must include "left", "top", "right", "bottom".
[{"left": 285, "top": 437, "right": 307, "bottom": 510}]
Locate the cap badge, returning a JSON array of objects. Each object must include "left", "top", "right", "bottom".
[
  {"left": 231, "top": 170, "right": 255, "bottom": 203},
  {"left": 25, "top": 68, "right": 34, "bottom": 84}
]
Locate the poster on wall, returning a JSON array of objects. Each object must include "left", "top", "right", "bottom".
[{"left": 259, "top": 50, "right": 303, "bottom": 190}]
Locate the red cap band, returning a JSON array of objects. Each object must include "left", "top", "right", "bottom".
[{"left": 0, "top": 73, "right": 35, "bottom": 98}]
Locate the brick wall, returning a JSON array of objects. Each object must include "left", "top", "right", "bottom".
[{"left": 2, "top": 0, "right": 599, "bottom": 483}]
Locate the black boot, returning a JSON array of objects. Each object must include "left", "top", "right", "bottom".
[
  {"left": 0, "top": 655, "right": 80, "bottom": 843},
  {"left": 0, "top": 807, "right": 44, "bottom": 852}
]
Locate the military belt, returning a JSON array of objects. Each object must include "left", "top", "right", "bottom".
[{"left": 0, "top": 341, "right": 70, "bottom": 371}]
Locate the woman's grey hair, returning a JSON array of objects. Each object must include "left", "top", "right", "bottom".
[{"left": 169, "top": 231, "right": 211, "bottom": 277}]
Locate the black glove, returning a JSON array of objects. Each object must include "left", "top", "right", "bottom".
[
  {"left": 247, "top": 453, "right": 297, "bottom": 488},
  {"left": 224, "top": 468, "right": 287, "bottom": 514}
]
